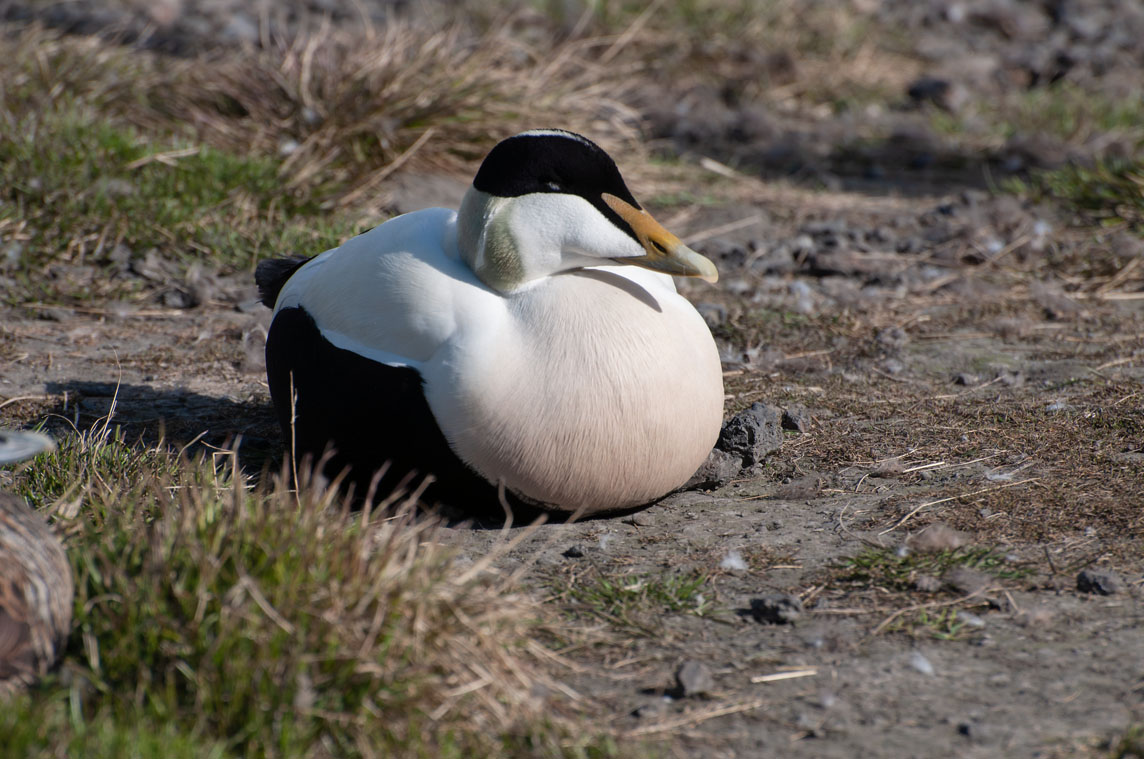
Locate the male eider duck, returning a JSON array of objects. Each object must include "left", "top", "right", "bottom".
[
  {"left": 256, "top": 129, "right": 724, "bottom": 515},
  {"left": 0, "top": 430, "right": 72, "bottom": 695}
]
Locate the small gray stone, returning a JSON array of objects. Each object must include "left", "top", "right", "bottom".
[
  {"left": 684, "top": 448, "right": 743, "bottom": 490},
  {"left": 1, "top": 241, "right": 24, "bottom": 268},
  {"left": 717, "top": 403, "right": 783, "bottom": 465},
  {"left": 160, "top": 286, "right": 199, "bottom": 309},
  {"left": 220, "top": 13, "right": 259, "bottom": 43},
  {"left": 907, "top": 523, "right": 968, "bottom": 553},
  {"left": 908, "top": 651, "right": 935, "bottom": 676},
  {"left": 695, "top": 302, "right": 728, "bottom": 328},
  {"left": 995, "top": 369, "right": 1025, "bottom": 387},
  {"left": 632, "top": 700, "right": 666, "bottom": 719},
  {"left": 1076, "top": 568, "right": 1125, "bottom": 596},
  {"left": 876, "top": 326, "right": 909, "bottom": 352},
  {"left": 913, "top": 574, "right": 942, "bottom": 592},
  {"left": 749, "top": 593, "right": 803, "bottom": 624},
  {"left": 781, "top": 404, "right": 812, "bottom": 433},
  {"left": 957, "top": 720, "right": 996, "bottom": 743},
  {"left": 943, "top": 567, "right": 994, "bottom": 596},
  {"left": 675, "top": 660, "right": 715, "bottom": 697}
]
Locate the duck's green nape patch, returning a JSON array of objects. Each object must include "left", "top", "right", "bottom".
[
  {"left": 0, "top": 105, "right": 359, "bottom": 306},
  {"left": 4, "top": 425, "right": 639, "bottom": 759}
]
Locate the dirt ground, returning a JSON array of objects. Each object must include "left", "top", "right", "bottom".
[{"left": 2, "top": 2, "right": 1143, "bottom": 757}]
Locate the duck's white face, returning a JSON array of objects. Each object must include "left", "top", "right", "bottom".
[{"left": 457, "top": 130, "right": 718, "bottom": 292}]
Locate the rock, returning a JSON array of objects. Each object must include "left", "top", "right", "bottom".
[
  {"left": 781, "top": 405, "right": 812, "bottom": 433},
  {"left": 1076, "top": 569, "right": 1125, "bottom": 596},
  {"left": 907, "top": 523, "right": 968, "bottom": 553},
  {"left": 220, "top": 12, "right": 259, "bottom": 43},
  {"left": 995, "top": 369, "right": 1025, "bottom": 387},
  {"left": 695, "top": 302, "right": 728, "bottom": 328},
  {"left": 913, "top": 574, "right": 942, "bottom": 592},
  {"left": 160, "top": 286, "right": 200, "bottom": 309},
  {"left": 957, "top": 719, "right": 995, "bottom": 743},
  {"left": 908, "top": 651, "right": 935, "bottom": 676},
  {"left": 875, "top": 326, "right": 909, "bottom": 352},
  {"left": 675, "top": 660, "right": 715, "bottom": 697},
  {"left": 632, "top": 700, "right": 666, "bottom": 719},
  {"left": 684, "top": 448, "right": 743, "bottom": 490},
  {"left": 717, "top": 403, "right": 783, "bottom": 465},
  {"left": 749, "top": 593, "right": 803, "bottom": 624},
  {"left": 943, "top": 567, "right": 995, "bottom": 596},
  {"left": 720, "top": 549, "right": 748, "bottom": 571},
  {"left": 907, "top": 76, "right": 968, "bottom": 111},
  {"left": 1018, "top": 606, "right": 1055, "bottom": 627}
]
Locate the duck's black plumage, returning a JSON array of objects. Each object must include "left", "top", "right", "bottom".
[
  {"left": 265, "top": 306, "right": 531, "bottom": 512},
  {"left": 255, "top": 255, "right": 312, "bottom": 309}
]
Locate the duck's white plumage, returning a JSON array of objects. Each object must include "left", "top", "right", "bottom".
[{"left": 261, "top": 129, "right": 724, "bottom": 514}]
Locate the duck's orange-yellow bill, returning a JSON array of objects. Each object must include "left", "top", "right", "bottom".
[{"left": 602, "top": 193, "right": 718, "bottom": 283}]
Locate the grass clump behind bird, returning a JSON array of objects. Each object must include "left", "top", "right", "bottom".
[{"left": 2, "top": 423, "right": 624, "bottom": 758}]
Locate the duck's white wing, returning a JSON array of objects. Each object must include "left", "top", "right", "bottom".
[{"left": 274, "top": 208, "right": 501, "bottom": 370}]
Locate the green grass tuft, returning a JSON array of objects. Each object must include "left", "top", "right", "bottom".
[
  {"left": 837, "top": 545, "right": 1031, "bottom": 593},
  {"left": 3, "top": 420, "right": 636, "bottom": 758},
  {"left": 554, "top": 569, "right": 711, "bottom": 635},
  {"left": 0, "top": 105, "right": 357, "bottom": 305},
  {"left": 1006, "top": 158, "right": 1144, "bottom": 234}
]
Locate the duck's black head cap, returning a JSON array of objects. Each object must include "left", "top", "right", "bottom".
[{"left": 473, "top": 130, "right": 642, "bottom": 233}]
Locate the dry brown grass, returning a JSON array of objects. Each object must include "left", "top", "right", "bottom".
[
  {"left": 5, "top": 419, "right": 611, "bottom": 756},
  {"left": 0, "top": 19, "right": 650, "bottom": 208}
]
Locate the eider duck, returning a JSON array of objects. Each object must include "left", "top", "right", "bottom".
[
  {"left": 0, "top": 430, "right": 72, "bottom": 695},
  {"left": 256, "top": 129, "right": 724, "bottom": 515}
]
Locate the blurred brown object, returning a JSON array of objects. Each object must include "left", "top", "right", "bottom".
[{"left": 0, "top": 431, "right": 72, "bottom": 696}]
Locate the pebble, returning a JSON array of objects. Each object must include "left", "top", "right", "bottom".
[
  {"left": 632, "top": 699, "right": 666, "bottom": 719},
  {"left": 717, "top": 403, "right": 784, "bottom": 465},
  {"left": 957, "top": 720, "right": 995, "bottom": 743},
  {"left": 684, "top": 448, "right": 743, "bottom": 490},
  {"left": 913, "top": 574, "right": 942, "bottom": 593},
  {"left": 1076, "top": 569, "right": 1125, "bottom": 596},
  {"left": 720, "top": 550, "right": 748, "bottom": 571},
  {"left": 907, "top": 523, "right": 968, "bottom": 553},
  {"left": 875, "top": 325, "right": 909, "bottom": 352},
  {"left": 908, "top": 651, "right": 935, "bottom": 676},
  {"left": 781, "top": 405, "right": 812, "bottom": 433},
  {"left": 675, "top": 660, "right": 715, "bottom": 697},
  {"left": 943, "top": 567, "right": 994, "bottom": 596},
  {"left": 695, "top": 302, "right": 727, "bottom": 328},
  {"left": 749, "top": 593, "right": 803, "bottom": 624}
]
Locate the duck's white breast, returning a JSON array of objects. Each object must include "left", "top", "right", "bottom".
[{"left": 423, "top": 267, "right": 724, "bottom": 512}]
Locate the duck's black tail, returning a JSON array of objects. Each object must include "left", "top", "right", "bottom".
[{"left": 254, "top": 256, "right": 312, "bottom": 308}]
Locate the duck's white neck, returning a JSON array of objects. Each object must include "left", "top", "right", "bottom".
[{"left": 456, "top": 187, "right": 646, "bottom": 293}]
